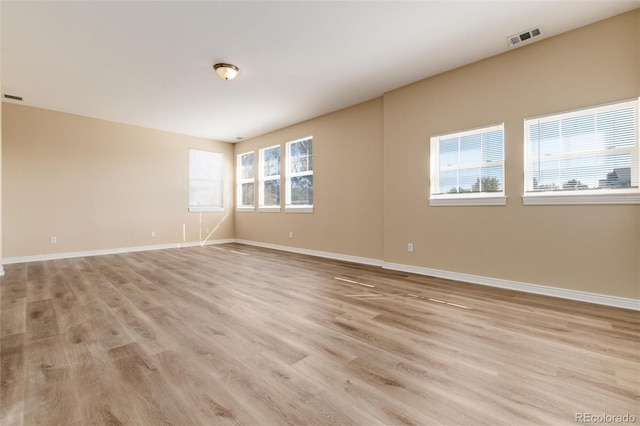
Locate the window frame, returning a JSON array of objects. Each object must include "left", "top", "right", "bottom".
[
  {"left": 236, "top": 151, "right": 255, "bottom": 212},
  {"left": 188, "top": 149, "right": 224, "bottom": 213},
  {"left": 258, "top": 144, "right": 282, "bottom": 212},
  {"left": 285, "top": 136, "right": 314, "bottom": 213},
  {"left": 429, "top": 123, "right": 506, "bottom": 206},
  {"left": 523, "top": 98, "right": 640, "bottom": 205}
]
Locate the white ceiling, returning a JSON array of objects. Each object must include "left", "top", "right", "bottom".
[{"left": 2, "top": 1, "right": 638, "bottom": 142}]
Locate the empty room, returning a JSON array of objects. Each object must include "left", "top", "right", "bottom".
[{"left": 1, "top": 1, "right": 639, "bottom": 425}]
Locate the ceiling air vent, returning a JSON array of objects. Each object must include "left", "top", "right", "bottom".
[{"left": 507, "top": 26, "right": 542, "bottom": 48}]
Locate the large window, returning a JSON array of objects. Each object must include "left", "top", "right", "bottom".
[
  {"left": 429, "top": 124, "right": 505, "bottom": 206},
  {"left": 259, "top": 145, "right": 281, "bottom": 211},
  {"left": 189, "top": 149, "right": 223, "bottom": 212},
  {"left": 236, "top": 151, "right": 255, "bottom": 211},
  {"left": 524, "top": 99, "right": 639, "bottom": 205},
  {"left": 285, "top": 137, "right": 313, "bottom": 212}
]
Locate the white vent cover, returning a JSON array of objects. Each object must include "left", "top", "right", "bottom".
[{"left": 507, "top": 26, "right": 542, "bottom": 47}]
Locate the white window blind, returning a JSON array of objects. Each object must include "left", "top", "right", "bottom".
[
  {"left": 259, "top": 145, "right": 281, "bottom": 211},
  {"left": 286, "top": 137, "right": 313, "bottom": 212},
  {"left": 430, "top": 124, "right": 505, "bottom": 206},
  {"left": 236, "top": 151, "right": 255, "bottom": 210},
  {"left": 189, "top": 149, "right": 223, "bottom": 212},
  {"left": 524, "top": 99, "right": 639, "bottom": 205}
]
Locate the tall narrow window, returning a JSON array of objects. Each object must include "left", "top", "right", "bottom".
[
  {"left": 430, "top": 124, "right": 505, "bottom": 206},
  {"left": 259, "top": 145, "right": 281, "bottom": 211},
  {"left": 236, "top": 151, "right": 255, "bottom": 211},
  {"left": 524, "top": 98, "right": 639, "bottom": 205},
  {"left": 189, "top": 149, "right": 223, "bottom": 212},
  {"left": 286, "top": 137, "right": 313, "bottom": 212}
]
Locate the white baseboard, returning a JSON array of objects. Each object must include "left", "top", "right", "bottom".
[
  {"left": 2, "top": 238, "right": 637, "bottom": 311},
  {"left": 234, "top": 239, "right": 384, "bottom": 267},
  {"left": 235, "top": 239, "right": 639, "bottom": 311},
  {"left": 382, "top": 262, "right": 640, "bottom": 311},
  {"left": 1, "top": 239, "right": 235, "bottom": 265}
]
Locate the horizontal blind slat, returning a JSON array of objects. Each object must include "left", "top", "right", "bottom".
[{"left": 526, "top": 99, "right": 638, "bottom": 192}]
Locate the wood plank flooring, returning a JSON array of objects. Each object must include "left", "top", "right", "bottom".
[{"left": 1, "top": 243, "right": 638, "bottom": 425}]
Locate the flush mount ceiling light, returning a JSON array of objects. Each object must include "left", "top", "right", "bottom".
[{"left": 213, "top": 63, "right": 240, "bottom": 80}]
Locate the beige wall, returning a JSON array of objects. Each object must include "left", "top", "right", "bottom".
[
  {"left": 234, "top": 11, "right": 639, "bottom": 299},
  {"left": 384, "top": 10, "right": 639, "bottom": 299},
  {"left": 0, "top": 96, "right": 3, "bottom": 275},
  {"left": 2, "top": 104, "right": 234, "bottom": 258},
  {"left": 0, "top": 96, "right": 3, "bottom": 274},
  {"left": 2, "top": 11, "right": 638, "bottom": 300},
  {"left": 0, "top": 77, "right": 3, "bottom": 275},
  {"left": 234, "top": 98, "right": 384, "bottom": 260}
]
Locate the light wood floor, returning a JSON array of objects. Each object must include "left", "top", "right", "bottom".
[{"left": 1, "top": 243, "right": 638, "bottom": 425}]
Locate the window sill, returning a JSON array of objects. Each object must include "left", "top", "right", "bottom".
[
  {"left": 285, "top": 205, "right": 314, "bottom": 213},
  {"left": 236, "top": 206, "right": 255, "bottom": 212},
  {"left": 189, "top": 206, "right": 224, "bottom": 213},
  {"left": 523, "top": 190, "right": 640, "bottom": 205},
  {"left": 258, "top": 206, "right": 281, "bottom": 213},
  {"left": 429, "top": 195, "right": 506, "bottom": 206}
]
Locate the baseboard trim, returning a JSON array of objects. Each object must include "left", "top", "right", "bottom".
[
  {"left": 382, "top": 262, "right": 639, "bottom": 311},
  {"left": 2, "top": 239, "right": 637, "bottom": 311},
  {"left": 1, "top": 239, "right": 236, "bottom": 265},
  {"left": 234, "top": 240, "right": 639, "bottom": 311},
  {"left": 234, "top": 239, "right": 384, "bottom": 267}
]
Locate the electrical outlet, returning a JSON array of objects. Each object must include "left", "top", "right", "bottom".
[
  {"left": 50, "top": 236, "right": 57, "bottom": 244},
  {"left": 151, "top": 231, "right": 156, "bottom": 238},
  {"left": 408, "top": 243, "right": 414, "bottom": 252},
  {"left": 205, "top": 228, "right": 210, "bottom": 234},
  {"left": 289, "top": 231, "right": 293, "bottom": 239}
]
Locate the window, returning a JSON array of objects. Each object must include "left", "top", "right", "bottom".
[
  {"left": 285, "top": 137, "right": 313, "bottom": 212},
  {"left": 524, "top": 99, "right": 639, "bottom": 205},
  {"left": 236, "top": 152, "right": 255, "bottom": 211},
  {"left": 189, "top": 149, "right": 223, "bottom": 212},
  {"left": 429, "top": 124, "right": 505, "bottom": 206},
  {"left": 259, "top": 145, "right": 281, "bottom": 211}
]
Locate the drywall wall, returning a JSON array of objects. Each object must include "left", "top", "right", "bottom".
[
  {"left": 2, "top": 104, "right": 234, "bottom": 258},
  {"left": 383, "top": 10, "right": 639, "bottom": 299},
  {"left": 233, "top": 98, "right": 384, "bottom": 260},
  {"left": 0, "top": 48, "right": 3, "bottom": 274},
  {"left": 0, "top": 96, "right": 3, "bottom": 274},
  {"left": 233, "top": 11, "right": 638, "bottom": 300},
  {"left": 2, "top": 10, "right": 638, "bottom": 301}
]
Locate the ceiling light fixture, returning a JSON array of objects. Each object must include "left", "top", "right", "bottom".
[{"left": 213, "top": 63, "right": 240, "bottom": 81}]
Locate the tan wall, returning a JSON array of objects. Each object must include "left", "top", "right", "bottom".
[
  {"left": 0, "top": 96, "right": 3, "bottom": 272},
  {"left": 0, "top": 94, "right": 3, "bottom": 274},
  {"left": 234, "top": 98, "right": 384, "bottom": 260},
  {"left": 2, "top": 11, "right": 638, "bottom": 300},
  {"left": 0, "top": 96, "right": 3, "bottom": 273},
  {"left": 2, "top": 104, "right": 234, "bottom": 258},
  {"left": 383, "top": 10, "right": 640, "bottom": 298}
]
